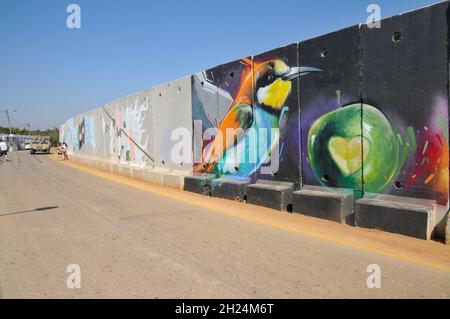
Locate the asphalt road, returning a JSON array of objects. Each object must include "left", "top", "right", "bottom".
[{"left": 0, "top": 151, "right": 449, "bottom": 298}]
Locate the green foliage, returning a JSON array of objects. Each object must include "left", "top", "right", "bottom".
[{"left": 0, "top": 126, "right": 60, "bottom": 146}]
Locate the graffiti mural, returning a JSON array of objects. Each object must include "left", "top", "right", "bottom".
[
  {"left": 193, "top": 45, "right": 321, "bottom": 188},
  {"left": 77, "top": 118, "right": 85, "bottom": 149},
  {"left": 60, "top": 114, "right": 96, "bottom": 154},
  {"left": 304, "top": 99, "right": 449, "bottom": 204},
  {"left": 60, "top": 98, "right": 152, "bottom": 168},
  {"left": 300, "top": 26, "right": 362, "bottom": 195},
  {"left": 402, "top": 98, "right": 449, "bottom": 205},
  {"left": 103, "top": 97, "right": 150, "bottom": 167},
  {"left": 192, "top": 57, "right": 256, "bottom": 178},
  {"left": 60, "top": 1, "right": 449, "bottom": 213},
  {"left": 300, "top": 2, "right": 449, "bottom": 206},
  {"left": 307, "top": 103, "right": 401, "bottom": 193},
  {"left": 77, "top": 115, "right": 96, "bottom": 151},
  {"left": 360, "top": 2, "right": 449, "bottom": 205},
  {"left": 61, "top": 118, "right": 75, "bottom": 153},
  {"left": 253, "top": 44, "right": 320, "bottom": 187}
]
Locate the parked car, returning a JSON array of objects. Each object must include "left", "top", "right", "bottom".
[{"left": 30, "top": 136, "right": 51, "bottom": 154}]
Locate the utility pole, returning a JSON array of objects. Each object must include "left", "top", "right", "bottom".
[
  {"left": 27, "top": 123, "right": 31, "bottom": 135},
  {"left": 1, "top": 108, "right": 18, "bottom": 135}
]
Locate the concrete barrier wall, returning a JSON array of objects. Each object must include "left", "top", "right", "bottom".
[
  {"left": 300, "top": 26, "right": 362, "bottom": 196},
  {"left": 60, "top": 77, "right": 191, "bottom": 170},
  {"left": 151, "top": 77, "right": 192, "bottom": 171},
  {"left": 60, "top": 2, "right": 449, "bottom": 219},
  {"left": 191, "top": 57, "right": 258, "bottom": 180},
  {"left": 361, "top": 4, "right": 449, "bottom": 205}
]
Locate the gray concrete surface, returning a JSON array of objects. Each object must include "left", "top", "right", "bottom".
[
  {"left": 293, "top": 186, "right": 354, "bottom": 225},
  {"left": 211, "top": 177, "right": 250, "bottom": 201},
  {"left": 1, "top": 151, "right": 450, "bottom": 298},
  {"left": 184, "top": 174, "right": 215, "bottom": 195},
  {"left": 151, "top": 77, "right": 192, "bottom": 171},
  {"left": 246, "top": 180, "right": 294, "bottom": 212},
  {"left": 355, "top": 197, "right": 434, "bottom": 240}
]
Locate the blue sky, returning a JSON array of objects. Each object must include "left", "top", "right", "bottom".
[{"left": 0, "top": 0, "right": 442, "bottom": 129}]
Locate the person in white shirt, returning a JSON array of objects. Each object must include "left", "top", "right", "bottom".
[
  {"left": 62, "top": 142, "right": 69, "bottom": 161},
  {"left": 0, "top": 139, "right": 8, "bottom": 162}
]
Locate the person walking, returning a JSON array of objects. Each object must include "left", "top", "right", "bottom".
[
  {"left": 62, "top": 142, "right": 69, "bottom": 161},
  {"left": 0, "top": 138, "right": 8, "bottom": 162}
]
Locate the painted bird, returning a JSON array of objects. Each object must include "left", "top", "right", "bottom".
[{"left": 195, "top": 58, "right": 321, "bottom": 175}]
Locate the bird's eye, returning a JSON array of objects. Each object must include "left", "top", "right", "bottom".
[{"left": 267, "top": 74, "right": 273, "bottom": 82}]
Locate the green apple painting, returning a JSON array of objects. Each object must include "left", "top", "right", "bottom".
[{"left": 307, "top": 104, "right": 404, "bottom": 193}]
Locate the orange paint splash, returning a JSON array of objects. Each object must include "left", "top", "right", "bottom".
[{"left": 424, "top": 174, "right": 435, "bottom": 184}]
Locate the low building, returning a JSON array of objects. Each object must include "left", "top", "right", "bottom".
[{"left": 0, "top": 134, "right": 46, "bottom": 151}]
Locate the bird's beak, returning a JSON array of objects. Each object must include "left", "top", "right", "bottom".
[{"left": 282, "top": 67, "right": 322, "bottom": 80}]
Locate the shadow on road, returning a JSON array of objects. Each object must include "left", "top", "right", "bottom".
[{"left": 0, "top": 206, "right": 59, "bottom": 217}]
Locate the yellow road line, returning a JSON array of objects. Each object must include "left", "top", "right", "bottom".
[{"left": 53, "top": 157, "right": 450, "bottom": 273}]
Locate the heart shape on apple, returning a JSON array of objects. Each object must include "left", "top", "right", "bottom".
[
  {"left": 307, "top": 103, "right": 400, "bottom": 193},
  {"left": 328, "top": 136, "right": 369, "bottom": 176}
]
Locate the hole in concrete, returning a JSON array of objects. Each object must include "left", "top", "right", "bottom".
[
  {"left": 322, "top": 174, "right": 329, "bottom": 182},
  {"left": 394, "top": 181, "right": 404, "bottom": 189},
  {"left": 392, "top": 31, "right": 402, "bottom": 42},
  {"left": 158, "top": 93, "right": 162, "bottom": 97},
  {"left": 287, "top": 204, "right": 293, "bottom": 213},
  {"left": 202, "top": 183, "right": 212, "bottom": 196},
  {"left": 320, "top": 48, "right": 328, "bottom": 58},
  {"left": 178, "top": 86, "right": 181, "bottom": 92},
  {"left": 180, "top": 162, "right": 183, "bottom": 166},
  {"left": 230, "top": 72, "right": 235, "bottom": 78},
  {"left": 162, "top": 160, "right": 165, "bottom": 165},
  {"left": 201, "top": 81, "right": 204, "bottom": 86}
]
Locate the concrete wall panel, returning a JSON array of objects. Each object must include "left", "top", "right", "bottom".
[
  {"left": 299, "top": 26, "right": 362, "bottom": 196},
  {"left": 191, "top": 70, "right": 220, "bottom": 171},
  {"left": 151, "top": 76, "right": 192, "bottom": 171},
  {"left": 253, "top": 43, "right": 301, "bottom": 187},
  {"left": 361, "top": 1, "right": 449, "bottom": 206},
  {"left": 191, "top": 58, "right": 255, "bottom": 179}
]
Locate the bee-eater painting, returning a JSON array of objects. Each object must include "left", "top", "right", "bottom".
[{"left": 192, "top": 49, "right": 321, "bottom": 181}]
